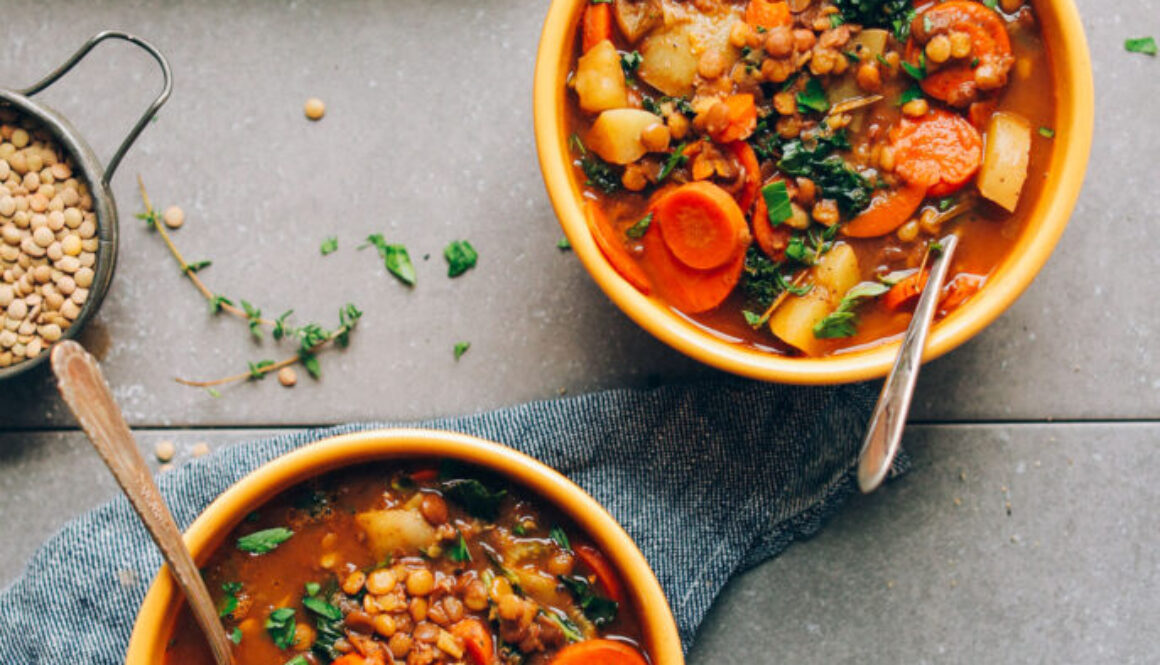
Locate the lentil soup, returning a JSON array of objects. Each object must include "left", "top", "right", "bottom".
[
  {"left": 163, "top": 461, "right": 650, "bottom": 665},
  {"left": 566, "top": 0, "right": 1056, "bottom": 357}
]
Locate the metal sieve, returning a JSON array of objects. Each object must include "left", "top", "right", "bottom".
[{"left": 0, "top": 30, "right": 171, "bottom": 381}]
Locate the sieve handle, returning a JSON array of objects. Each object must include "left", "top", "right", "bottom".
[{"left": 18, "top": 30, "right": 173, "bottom": 186}]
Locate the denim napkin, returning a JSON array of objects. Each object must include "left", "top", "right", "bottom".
[{"left": 0, "top": 379, "right": 890, "bottom": 663}]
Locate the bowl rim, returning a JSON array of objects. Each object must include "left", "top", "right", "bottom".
[
  {"left": 533, "top": 0, "right": 1095, "bottom": 385},
  {"left": 125, "top": 428, "right": 684, "bottom": 665}
]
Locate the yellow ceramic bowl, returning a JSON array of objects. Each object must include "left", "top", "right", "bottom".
[
  {"left": 534, "top": 0, "right": 1093, "bottom": 384},
  {"left": 126, "top": 429, "right": 683, "bottom": 664}
]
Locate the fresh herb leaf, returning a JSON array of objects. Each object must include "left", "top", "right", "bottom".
[
  {"left": 901, "top": 57, "right": 927, "bottom": 81},
  {"left": 304, "top": 582, "right": 321, "bottom": 597},
  {"left": 444, "top": 240, "right": 478, "bottom": 277},
  {"left": 229, "top": 627, "right": 243, "bottom": 645},
  {"left": 1038, "top": 126, "right": 1055, "bottom": 139},
  {"left": 299, "top": 352, "right": 321, "bottom": 379},
  {"left": 237, "top": 527, "right": 294, "bottom": 554},
  {"left": 641, "top": 95, "right": 694, "bottom": 117},
  {"left": 219, "top": 581, "right": 242, "bottom": 617},
  {"left": 550, "top": 525, "right": 572, "bottom": 551},
  {"left": 448, "top": 531, "right": 472, "bottom": 562},
  {"left": 777, "top": 132, "right": 871, "bottom": 215},
  {"left": 657, "top": 143, "right": 688, "bottom": 182},
  {"left": 206, "top": 387, "right": 222, "bottom": 398},
  {"left": 285, "top": 657, "right": 308, "bottom": 665},
  {"left": 335, "top": 303, "right": 362, "bottom": 348},
  {"left": 273, "top": 310, "right": 294, "bottom": 341},
  {"left": 543, "top": 609, "right": 585, "bottom": 643},
  {"left": 302, "top": 596, "right": 343, "bottom": 622},
  {"left": 899, "top": 84, "right": 924, "bottom": 107},
  {"left": 784, "top": 235, "right": 812, "bottom": 265},
  {"left": 877, "top": 269, "right": 916, "bottom": 286},
  {"left": 625, "top": 212, "right": 653, "bottom": 239},
  {"left": 265, "top": 607, "right": 297, "bottom": 650},
  {"left": 743, "top": 310, "right": 765, "bottom": 328},
  {"left": 442, "top": 478, "right": 507, "bottom": 520},
  {"left": 557, "top": 237, "right": 571, "bottom": 250},
  {"left": 1125, "top": 37, "right": 1157, "bottom": 56},
  {"left": 241, "top": 300, "right": 262, "bottom": 340},
  {"left": 309, "top": 596, "right": 346, "bottom": 662},
  {"left": 982, "top": 0, "right": 998, "bottom": 8},
  {"left": 937, "top": 197, "right": 955, "bottom": 212},
  {"left": 136, "top": 210, "right": 161, "bottom": 228},
  {"left": 620, "top": 50, "right": 643, "bottom": 74},
  {"left": 247, "top": 360, "right": 275, "bottom": 380},
  {"left": 320, "top": 236, "right": 338, "bottom": 256},
  {"left": 830, "top": 13, "right": 846, "bottom": 27},
  {"left": 813, "top": 281, "right": 891, "bottom": 338},
  {"left": 833, "top": 0, "right": 914, "bottom": 38},
  {"left": 560, "top": 575, "right": 619, "bottom": 627},
  {"left": 796, "top": 78, "right": 830, "bottom": 114},
  {"left": 183, "top": 260, "right": 212, "bottom": 274},
  {"left": 761, "top": 181, "right": 793, "bottom": 226},
  {"left": 362, "top": 234, "right": 416, "bottom": 286},
  {"left": 210, "top": 294, "right": 234, "bottom": 314},
  {"left": 453, "top": 341, "right": 471, "bottom": 360}
]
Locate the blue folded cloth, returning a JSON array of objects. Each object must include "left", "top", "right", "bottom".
[{"left": 0, "top": 379, "right": 889, "bottom": 662}]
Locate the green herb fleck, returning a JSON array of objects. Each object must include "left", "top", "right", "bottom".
[
  {"left": 183, "top": 260, "right": 212, "bottom": 274},
  {"left": 550, "top": 525, "right": 572, "bottom": 551},
  {"left": 620, "top": 50, "right": 643, "bottom": 74},
  {"left": 302, "top": 596, "right": 343, "bottom": 622},
  {"left": 796, "top": 78, "right": 830, "bottom": 114},
  {"left": 247, "top": 360, "right": 275, "bottom": 380},
  {"left": 557, "top": 237, "right": 572, "bottom": 251},
  {"left": 1038, "top": 127, "right": 1055, "bottom": 139},
  {"left": 229, "top": 627, "right": 243, "bottom": 645},
  {"left": 320, "top": 236, "right": 338, "bottom": 256},
  {"left": 305, "top": 582, "right": 321, "bottom": 597},
  {"left": 813, "top": 281, "right": 891, "bottom": 339},
  {"left": 219, "top": 582, "right": 242, "bottom": 617},
  {"left": 241, "top": 300, "right": 263, "bottom": 340},
  {"left": 899, "top": 84, "right": 924, "bottom": 107},
  {"left": 1125, "top": 37, "right": 1157, "bottom": 56},
  {"left": 657, "top": 143, "right": 688, "bottom": 182},
  {"left": 264, "top": 607, "right": 297, "bottom": 650},
  {"left": 453, "top": 341, "right": 471, "bottom": 360},
  {"left": 237, "top": 527, "right": 294, "bottom": 554},
  {"left": 443, "top": 240, "right": 478, "bottom": 277},
  {"left": 362, "top": 234, "right": 416, "bottom": 286},
  {"left": 626, "top": 212, "right": 653, "bottom": 240},
  {"left": 210, "top": 294, "right": 234, "bottom": 315},
  {"left": 761, "top": 181, "right": 793, "bottom": 226},
  {"left": 448, "top": 531, "right": 472, "bottom": 562},
  {"left": 560, "top": 575, "right": 619, "bottom": 627}
]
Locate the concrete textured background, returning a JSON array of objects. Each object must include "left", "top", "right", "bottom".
[{"left": 0, "top": 0, "right": 1157, "bottom": 663}]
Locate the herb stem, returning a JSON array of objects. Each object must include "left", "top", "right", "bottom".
[{"left": 174, "top": 321, "right": 356, "bottom": 388}]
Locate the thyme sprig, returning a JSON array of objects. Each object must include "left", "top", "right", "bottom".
[{"left": 137, "top": 177, "right": 364, "bottom": 390}]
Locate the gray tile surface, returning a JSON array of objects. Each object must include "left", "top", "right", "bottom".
[
  {"left": 0, "top": 0, "right": 1156, "bottom": 427},
  {"left": 3, "top": 424, "right": 1158, "bottom": 663}
]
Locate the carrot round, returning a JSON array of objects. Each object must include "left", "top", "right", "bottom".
[
  {"left": 726, "top": 141, "right": 761, "bottom": 214},
  {"left": 843, "top": 184, "right": 928, "bottom": 238},
  {"left": 751, "top": 179, "right": 791, "bottom": 261},
  {"left": 574, "top": 544, "right": 626, "bottom": 605},
  {"left": 582, "top": 2, "right": 613, "bottom": 53},
  {"left": 549, "top": 639, "right": 650, "bottom": 665},
  {"left": 883, "top": 270, "right": 928, "bottom": 311},
  {"left": 710, "top": 94, "right": 758, "bottom": 143},
  {"left": 452, "top": 619, "right": 494, "bottom": 665},
  {"left": 409, "top": 468, "right": 439, "bottom": 482},
  {"left": 905, "top": 1, "right": 1011, "bottom": 105},
  {"left": 640, "top": 217, "right": 747, "bottom": 314},
  {"left": 654, "top": 181, "right": 749, "bottom": 270},
  {"left": 332, "top": 655, "right": 385, "bottom": 665},
  {"left": 939, "top": 273, "right": 984, "bottom": 315},
  {"left": 890, "top": 109, "right": 983, "bottom": 197},
  {"left": 744, "top": 0, "right": 792, "bottom": 30},
  {"left": 584, "top": 201, "right": 652, "bottom": 295}
]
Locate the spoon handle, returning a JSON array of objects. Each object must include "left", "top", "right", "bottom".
[
  {"left": 857, "top": 234, "right": 959, "bottom": 494},
  {"left": 51, "top": 341, "right": 233, "bottom": 665}
]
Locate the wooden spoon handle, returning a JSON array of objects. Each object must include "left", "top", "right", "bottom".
[{"left": 51, "top": 341, "right": 233, "bottom": 665}]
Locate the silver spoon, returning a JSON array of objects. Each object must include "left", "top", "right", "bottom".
[
  {"left": 857, "top": 234, "right": 959, "bottom": 493},
  {"left": 51, "top": 340, "right": 234, "bottom": 665}
]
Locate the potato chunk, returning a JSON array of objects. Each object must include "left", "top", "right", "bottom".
[
  {"left": 587, "top": 108, "right": 665, "bottom": 164},
  {"left": 978, "top": 111, "right": 1031, "bottom": 212},
  {"left": 614, "top": 0, "right": 662, "bottom": 44},
  {"left": 355, "top": 509, "right": 437, "bottom": 561},
  {"left": 573, "top": 40, "right": 629, "bottom": 114},
  {"left": 638, "top": 25, "right": 697, "bottom": 97},
  {"left": 769, "top": 243, "right": 860, "bottom": 356}
]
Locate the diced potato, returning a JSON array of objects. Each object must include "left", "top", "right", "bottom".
[
  {"left": 355, "top": 509, "right": 437, "bottom": 561},
  {"left": 826, "top": 29, "right": 891, "bottom": 130},
  {"left": 572, "top": 40, "right": 629, "bottom": 114},
  {"left": 769, "top": 244, "right": 860, "bottom": 356},
  {"left": 587, "top": 108, "right": 664, "bottom": 164},
  {"left": 978, "top": 111, "right": 1032, "bottom": 212},
  {"left": 614, "top": 0, "right": 663, "bottom": 44},
  {"left": 638, "top": 25, "right": 698, "bottom": 97}
]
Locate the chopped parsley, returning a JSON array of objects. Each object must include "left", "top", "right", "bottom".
[
  {"left": 813, "top": 282, "right": 891, "bottom": 339},
  {"left": 443, "top": 240, "right": 478, "bottom": 277},
  {"left": 264, "top": 607, "right": 297, "bottom": 650},
  {"left": 448, "top": 531, "right": 472, "bottom": 562},
  {"left": 219, "top": 582, "right": 242, "bottom": 617},
  {"left": 1038, "top": 127, "right": 1055, "bottom": 139},
  {"left": 302, "top": 596, "right": 342, "bottom": 622},
  {"left": 229, "top": 627, "right": 243, "bottom": 645},
  {"left": 899, "top": 84, "right": 924, "bottom": 107},
  {"left": 304, "top": 582, "right": 321, "bottom": 596},
  {"left": 453, "top": 341, "right": 471, "bottom": 360},
  {"left": 556, "top": 237, "right": 571, "bottom": 250},
  {"left": 833, "top": 0, "right": 914, "bottom": 40},
  {"left": 361, "top": 234, "right": 416, "bottom": 286},
  {"left": 1125, "top": 37, "right": 1157, "bottom": 56},
  {"left": 570, "top": 133, "right": 620, "bottom": 193},
  {"left": 319, "top": 236, "right": 338, "bottom": 256},
  {"left": 550, "top": 525, "right": 572, "bottom": 550},
  {"left": 795, "top": 77, "right": 830, "bottom": 114},
  {"left": 657, "top": 143, "right": 689, "bottom": 182},
  {"left": 237, "top": 527, "right": 294, "bottom": 554},
  {"left": 620, "top": 50, "right": 643, "bottom": 74},
  {"left": 625, "top": 212, "right": 653, "bottom": 239}
]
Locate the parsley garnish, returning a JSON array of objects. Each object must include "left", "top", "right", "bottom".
[
  {"left": 440, "top": 461, "right": 507, "bottom": 520},
  {"left": 219, "top": 582, "right": 242, "bottom": 617},
  {"left": 550, "top": 525, "right": 572, "bottom": 550},
  {"left": 761, "top": 181, "right": 793, "bottom": 226},
  {"left": 265, "top": 607, "right": 297, "bottom": 650},
  {"left": 361, "top": 234, "right": 416, "bottom": 286},
  {"left": 657, "top": 143, "right": 688, "bottom": 182},
  {"left": 237, "top": 527, "right": 294, "bottom": 554},
  {"left": 901, "top": 56, "right": 927, "bottom": 81},
  {"left": 796, "top": 78, "right": 830, "bottom": 114},
  {"left": 813, "top": 282, "right": 891, "bottom": 339},
  {"left": 319, "top": 236, "right": 338, "bottom": 256},
  {"left": 304, "top": 582, "right": 321, "bottom": 596},
  {"left": 229, "top": 627, "right": 243, "bottom": 645},
  {"left": 453, "top": 341, "right": 471, "bottom": 360},
  {"left": 570, "top": 133, "right": 621, "bottom": 193},
  {"left": 1125, "top": 37, "right": 1157, "bottom": 56},
  {"left": 899, "top": 84, "right": 924, "bottom": 107},
  {"left": 1038, "top": 127, "right": 1056, "bottom": 139},
  {"left": 448, "top": 530, "right": 472, "bottom": 562},
  {"left": 302, "top": 596, "right": 342, "bottom": 622},
  {"left": 443, "top": 240, "right": 478, "bottom": 277},
  {"left": 620, "top": 50, "right": 643, "bottom": 75},
  {"left": 626, "top": 212, "right": 653, "bottom": 239},
  {"left": 556, "top": 237, "right": 571, "bottom": 250}
]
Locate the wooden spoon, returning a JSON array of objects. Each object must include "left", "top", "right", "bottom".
[{"left": 51, "top": 340, "right": 233, "bottom": 665}]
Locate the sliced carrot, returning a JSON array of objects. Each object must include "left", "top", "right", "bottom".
[
  {"left": 584, "top": 200, "right": 652, "bottom": 295},
  {"left": 905, "top": 1, "right": 1012, "bottom": 105},
  {"left": 332, "top": 654, "right": 385, "bottom": 665},
  {"left": 710, "top": 94, "right": 758, "bottom": 143},
  {"left": 654, "top": 181, "right": 749, "bottom": 270},
  {"left": 640, "top": 219, "right": 746, "bottom": 314},
  {"left": 582, "top": 2, "right": 613, "bottom": 54},
  {"left": 452, "top": 619, "right": 494, "bottom": 665},
  {"left": 725, "top": 141, "right": 761, "bottom": 214},
  {"left": 890, "top": 109, "right": 983, "bottom": 197},
  {"left": 744, "top": 0, "right": 792, "bottom": 30},
  {"left": 939, "top": 273, "right": 984, "bottom": 315},
  {"left": 574, "top": 544, "right": 626, "bottom": 605},
  {"left": 883, "top": 270, "right": 928, "bottom": 311},
  {"left": 549, "top": 638, "right": 650, "bottom": 665},
  {"left": 410, "top": 468, "right": 439, "bottom": 482},
  {"left": 751, "top": 179, "right": 791, "bottom": 261},
  {"left": 843, "top": 184, "right": 928, "bottom": 238}
]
